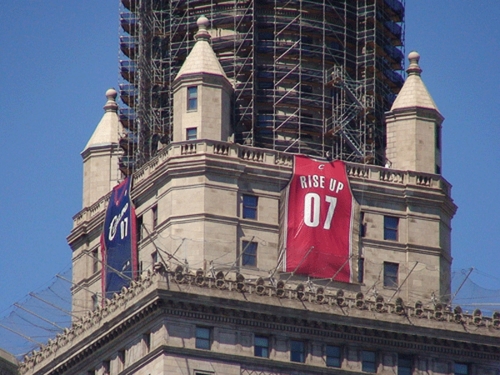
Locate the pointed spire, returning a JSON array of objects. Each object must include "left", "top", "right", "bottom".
[
  {"left": 390, "top": 52, "right": 440, "bottom": 112},
  {"left": 385, "top": 52, "right": 444, "bottom": 174},
  {"left": 81, "top": 89, "right": 123, "bottom": 208},
  {"left": 175, "top": 16, "right": 228, "bottom": 80},
  {"left": 83, "top": 88, "right": 121, "bottom": 151}
]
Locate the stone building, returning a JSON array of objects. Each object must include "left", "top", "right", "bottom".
[
  {"left": 18, "top": 17, "right": 500, "bottom": 375},
  {"left": 0, "top": 349, "right": 17, "bottom": 375}
]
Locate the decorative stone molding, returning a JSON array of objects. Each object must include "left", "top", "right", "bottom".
[
  {"left": 71, "top": 139, "right": 454, "bottom": 231},
  {"left": 19, "top": 269, "right": 160, "bottom": 374},
  {"left": 21, "top": 265, "right": 500, "bottom": 374}
]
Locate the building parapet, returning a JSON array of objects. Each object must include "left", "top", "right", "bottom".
[{"left": 71, "top": 139, "right": 452, "bottom": 229}]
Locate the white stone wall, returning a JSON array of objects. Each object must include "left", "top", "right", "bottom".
[{"left": 70, "top": 141, "right": 455, "bottom": 319}]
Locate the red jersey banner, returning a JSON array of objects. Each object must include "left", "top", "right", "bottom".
[{"left": 280, "top": 155, "right": 354, "bottom": 282}]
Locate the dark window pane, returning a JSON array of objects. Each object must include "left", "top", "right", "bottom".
[
  {"left": 360, "top": 212, "right": 366, "bottom": 237},
  {"left": 398, "top": 354, "right": 412, "bottom": 375},
  {"left": 254, "top": 336, "right": 269, "bottom": 357},
  {"left": 152, "top": 205, "right": 158, "bottom": 229},
  {"left": 136, "top": 216, "right": 143, "bottom": 241},
  {"left": 188, "top": 86, "right": 198, "bottom": 110},
  {"left": 92, "top": 249, "right": 99, "bottom": 274},
  {"left": 195, "top": 327, "right": 211, "bottom": 350},
  {"left": 384, "top": 262, "right": 399, "bottom": 288},
  {"left": 186, "top": 127, "right": 197, "bottom": 140},
  {"left": 243, "top": 195, "right": 258, "bottom": 219},
  {"left": 435, "top": 125, "right": 441, "bottom": 150},
  {"left": 362, "top": 351, "right": 376, "bottom": 373},
  {"left": 326, "top": 345, "right": 341, "bottom": 368},
  {"left": 358, "top": 257, "right": 364, "bottom": 284},
  {"left": 384, "top": 216, "right": 399, "bottom": 240},
  {"left": 290, "top": 340, "right": 305, "bottom": 363},
  {"left": 242, "top": 241, "right": 257, "bottom": 266},
  {"left": 454, "top": 363, "right": 469, "bottom": 375}
]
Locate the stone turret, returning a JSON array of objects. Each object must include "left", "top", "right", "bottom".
[
  {"left": 81, "top": 89, "right": 122, "bottom": 208},
  {"left": 172, "top": 16, "right": 233, "bottom": 142},
  {"left": 385, "top": 52, "right": 444, "bottom": 174}
]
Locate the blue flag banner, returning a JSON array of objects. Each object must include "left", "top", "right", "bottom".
[{"left": 101, "top": 177, "right": 137, "bottom": 299}]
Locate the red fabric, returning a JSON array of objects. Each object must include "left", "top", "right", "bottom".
[{"left": 284, "top": 155, "right": 353, "bottom": 282}]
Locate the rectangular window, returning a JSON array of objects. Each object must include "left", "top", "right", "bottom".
[
  {"left": 242, "top": 241, "right": 257, "bottom": 267},
  {"left": 358, "top": 257, "right": 365, "bottom": 284},
  {"left": 187, "top": 86, "right": 198, "bottom": 110},
  {"left": 290, "top": 340, "right": 305, "bottom": 363},
  {"left": 152, "top": 251, "right": 158, "bottom": 265},
  {"left": 362, "top": 350, "right": 377, "bottom": 373},
  {"left": 91, "top": 294, "right": 98, "bottom": 310},
  {"left": 398, "top": 354, "right": 413, "bottom": 375},
  {"left": 360, "top": 212, "right": 366, "bottom": 237},
  {"left": 326, "top": 345, "right": 341, "bottom": 368},
  {"left": 454, "top": 363, "right": 469, "bottom": 375},
  {"left": 435, "top": 125, "right": 441, "bottom": 150},
  {"left": 195, "top": 326, "right": 211, "bottom": 350},
  {"left": 152, "top": 205, "right": 158, "bottom": 229},
  {"left": 384, "top": 262, "right": 399, "bottom": 288},
  {"left": 92, "top": 248, "right": 99, "bottom": 274},
  {"left": 118, "top": 349, "right": 126, "bottom": 370},
  {"left": 103, "top": 360, "right": 110, "bottom": 375},
  {"left": 136, "top": 215, "right": 143, "bottom": 242},
  {"left": 242, "top": 194, "right": 258, "bottom": 219},
  {"left": 384, "top": 216, "right": 399, "bottom": 241},
  {"left": 143, "top": 333, "right": 151, "bottom": 353},
  {"left": 186, "top": 127, "right": 197, "bottom": 140},
  {"left": 254, "top": 336, "right": 269, "bottom": 357}
]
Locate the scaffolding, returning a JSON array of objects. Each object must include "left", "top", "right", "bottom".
[{"left": 118, "top": 0, "right": 405, "bottom": 174}]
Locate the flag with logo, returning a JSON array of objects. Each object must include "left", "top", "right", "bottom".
[{"left": 101, "top": 177, "right": 137, "bottom": 299}]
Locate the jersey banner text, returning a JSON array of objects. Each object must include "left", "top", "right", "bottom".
[
  {"left": 101, "top": 177, "right": 137, "bottom": 299},
  {"left": 280, "top": 155, "right": 354, "bottom": 282}
]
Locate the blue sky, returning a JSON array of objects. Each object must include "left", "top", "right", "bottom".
[{"left": 0, "top": 0, "right": 498, "bottom": 326}]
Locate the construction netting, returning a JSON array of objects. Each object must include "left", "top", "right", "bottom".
[{"left": 0, "top": 267, "right": 499, "bottom": 360}]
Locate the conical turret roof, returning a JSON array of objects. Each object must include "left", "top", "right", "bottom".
[
  {"left": 83, "top": 88, "right": 121, "bottom": 152},
  {"left": 175, "top": 16, "right": 228, "bottom": 80},
  {"left": 391, "top": 52, "right": 440, "bottom": 112}
]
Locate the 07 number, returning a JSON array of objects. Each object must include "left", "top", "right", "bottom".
[{"left": 304, "top": 193, "right": 337, "bottom": 229}]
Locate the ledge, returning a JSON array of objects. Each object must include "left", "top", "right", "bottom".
[
  {"left": 20, "top": 266, "right": 500, "bottom": 374},
  {"left": 71, "top": 140, "right": 454, "bottom": 232}
]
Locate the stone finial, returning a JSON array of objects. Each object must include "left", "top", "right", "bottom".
[
  {"left": 194, "top": 16, "right": 210, "bottom": 42},
  {"left": 104, "top": 88, "right": 118, "bottom": 112},
  {"left": 407, "top": 51, "right": 422, "bottom": 76}
]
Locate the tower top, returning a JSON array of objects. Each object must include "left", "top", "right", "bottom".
[
  {"left": 390, "top": 52, "right": 440, "bottom": 113},
  {"left": 103, "top": 88, "right": 118, "bottom": 112},
  {"left": 407, "top": 51, "right": 422, "bottom": 75},
  {"left": 175, "top": 17, "right": 228, "bottom": 80},
  {"left": 83, "top": 88, "right": 120, "bottom": 152},
  {"left": 194, "top": 16, "right": 210, "bottom": 42}
]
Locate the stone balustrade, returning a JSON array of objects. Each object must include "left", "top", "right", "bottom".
[{"left": 73, "top": 139, "right": 452, "bottom": 228}]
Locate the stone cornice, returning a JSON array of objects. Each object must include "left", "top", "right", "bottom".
[
  {"left": 21, "top": 267, "right": 500, "bottom": 374},
  {"left": 386, "top": 106, "right": 444, "bottom": 125}
]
